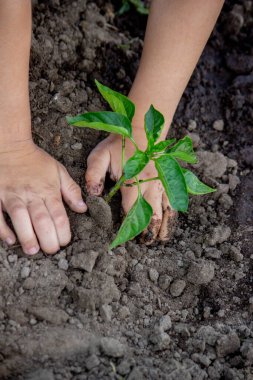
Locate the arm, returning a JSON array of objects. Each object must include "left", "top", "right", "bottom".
[
  {"left": 86, "top": 0, "right": 224, "bottom": 243},
  {"left": 0, "top": 0, "right": 86, "bottom": 255}
]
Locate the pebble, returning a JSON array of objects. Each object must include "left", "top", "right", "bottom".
[
  {"left": 8, "top": 254, "right": 18, "bottom": 263},
  {"left": 216, "top": 332, "right": 240, "bottom": 357},
  {"left": 187, "top": 260, "right": 215, "bottom": 285},
  {"left": 230, "top": 246, "right": 243, "bottom": 262},
  {"left": 159, "top": 314, "right": 172, "bottom": 331},
  {"left": 148, "top": 268, "right": 159, "bottom": 283},
  {"left": 213, "top": 119, "right": 224, "bottom": 131},
  {"left": 188, "top": 132, "right": 200, "bottom": 148},
  {"left": 70, "top": 250, "right": 99, "bottom": 273},
  {"left": 188, "top": 119, "right": 197, "bottom": 131},
  {"left": 100, "top": 337, "right": 125, "bottom": 358},
  {"left": 119, "top": 306, "right": 130, "bottom": 319},
  {"left": 208, "top": 225, "right": 231, "bottom": 246},
  {"left": 71, "top": 142, "right": 82, "bottom": 150},
  {"left": 158, "top": 274, "right": 173, "bottom": 290},
  {"left": 23, "top": 278, "right": 36, "bottom": 290},
  {"left": 20, "top": 266, "right": 30, "bottom": 279},
  {"left": 29, "top": 306, "right": 69, "bottom": 325},
  {"left": 170, "top": 279, "right": 186, "bottom": 297},
  {"left": 149, "top": 327, "right": 170, "bottom": 351},
  {"left": 58, "top": 258, "right": 69, "bottom": 271},
  {"left": 85, "top": 354, "right": 100, "bottom": 370},
  {"left": 228, "top": 174, "right": 240, "bottom": 191},
  {"left": 100, "top": 304, "right": 112, "bottom": 322}
]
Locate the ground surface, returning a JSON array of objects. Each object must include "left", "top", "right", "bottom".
[{"left": 0, "top": 1, "right": 253, "bottom": 379}]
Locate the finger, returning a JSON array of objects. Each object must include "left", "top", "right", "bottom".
[
  {"left": 140, "top": 186, "right": 163, "bottom": 245},
  {"left": 0, "top": 201, "right": 16, "bottom": 245},
  {"left": 85, "top": 145, "right": 110, "bottom": 196},
  {"left": 159, "top": 192, "right": 178, "bottom": 242},
  {"left": 58, "top": 164, "right": 87, "bottom": 213},
  {"left": 45, "top": 197, "right": 71, "bottom": 247},
  {"left": 28, "top": 199, "right": 59, "bottom": 254},
  {"left": 4, "top": 197, "right": 39, "bottom": 255},
  {"left": 121, "top": 184, "right": 139, "bottom": 214}
]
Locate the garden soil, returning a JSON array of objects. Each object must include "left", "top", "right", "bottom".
[{"left": 0, "top": 1, "right": 253, "bottom": 379}]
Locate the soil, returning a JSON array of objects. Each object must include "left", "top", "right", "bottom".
[{"left": 0, "top": 1, "right": 253, "bottom": 379}]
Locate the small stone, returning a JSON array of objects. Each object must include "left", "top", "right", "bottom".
[
  {"left": 23, "top": 277, "right": 36, "bottom": 290},
  {"left": 100, "top": 304, "right": 112, "bottom": 322},
  {"left": 117, "top": 359, "right": 132, "bottom": 376},
  {"left": 58, "top": 258, "right": 69, "bottom": 271},
  {"left": 29, "top": 306, "right": 69, "bottom": 325},
  {"left": 20, "top": 266, "right": 30, "bottom": 279},
  {"left": 213, "top": 120, "right": 224, "bottom": 131},
  {"left": 8, "top": 254, "right": 18, "bottom": 263},
  {"left": 100, "top": 337, "right": 125, "bottom": 358},
  {"left": 149, "top": 327, "right": 170, "bottom": 351},
  {"left": 187, "top": 260, "right": 215, "bottom": 285},
  {"left": 85, "top": 354, "right": 100, "bottom": 370},
  {"left": 148, "top": 268, "right": 159, "bottom": 283},
  {"left": 228, "top": 174, "right": 240, "bottom": 191},
  {"left": 188, "top": 132, "right": 200, "bottom": 148},
  {"left": 188, "top": 119, "right": 197, "bottom": 131},
  {"left": 70, "top": 250, "right": 99, "bottom": 272},
  {"left": 128, "top": 282, "right": 142, "bottom": 297},
  {"left": 170, "top": 279, "right": 186, "bottom": 297},
  {"left": 208, "top": 225, "right": 231, "bottom": 246},
  {"left": 205, "top": 248, "right": 221, "bottom": 259},
  {"left": 158, "top": 274, "right": 173, "bottom": 290},
  {"left": 219, "top": 194, "right": 233, "bottom": 210},
  {"left": 230, "top": 246, "right": 243, "bottom": 262},
  {"left": 118, "top": 306, "right": 130, "bottom": 319},
  {"left": 159, "top": 314, "right": 172, "bottom": 331},
  {"left": 196, "top": 325, "right": 219, "bottom": 346},
  {"left": 71, "top": 142, "right": 82, "bottom": 150},
  {"left": 217, "top": 309, "right": 225, "bottom": 317},
  {"left": 86, "top": 195, "right": 112, "bottom": 231},
  {"left": 216, "top": 332, "right": 240, "bottom": 357}
]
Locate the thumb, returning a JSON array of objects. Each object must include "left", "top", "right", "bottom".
[
  {"left": 58, "top": 164, "right": 87, "bottom": 213},
  {"left": 85, "top": 146, "right": 110, "bottom": 196}
]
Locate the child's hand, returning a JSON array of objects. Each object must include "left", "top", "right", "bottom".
[
  {"left": 0, "top": 141, "right": 86, "bottom": 255},
  {"left": 85, "top": 134, "right": 177, "bottom": 245}
]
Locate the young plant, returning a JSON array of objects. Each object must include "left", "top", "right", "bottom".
[
  {"left": 67, "top": 80, "right": 215, "bottom": 249},
  {"left": 118, "top": 0, "right": 149, "bottom": 15}
]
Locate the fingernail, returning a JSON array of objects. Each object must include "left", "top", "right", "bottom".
[
  {"left": 6, "top": 237, "right": 14, "bottom": 245},
  {"left": 27, "top": 246, "right": 39, "bottom": 255},
  {"left": 77, "top": 200, "right": 87, "bottom": 209}
]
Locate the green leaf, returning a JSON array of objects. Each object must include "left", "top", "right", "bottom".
[
  {"left": 152, "top": 139, "right": 176, "bottom": 153},
  {"left": 168, "top": 136, "right": 197, "bottom": 164},
  {"left": 110, "top": 192, "right": 153, "bottom": 249},
  {"left": 182, "top": 169, "right": 216, "bottom": 195},
  {"left": 66, "top": 111, "right": 132, "bottom": 138},
  {"left": 118, "top": 1, "right": 130, "bottom": 15},
  {"left": 155, "top": 155, "right": 188, "bottom": 212},
  {"left": 124, "top": 150, "right": 149, "bottom": 179},
  {"left": 95, "top": 80, "right": 135, "bottom": 121},
  {"left": 145, "top": 105, "right": 164, "bottom": 148}
]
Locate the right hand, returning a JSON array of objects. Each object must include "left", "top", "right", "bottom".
[{"left": 0, "top": 140, "right": 87, "bottom": 255}]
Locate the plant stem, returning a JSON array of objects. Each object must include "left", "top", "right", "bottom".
[
  {"left": 122, "top": 136, "right": 125, "bottom": 169},
  {"left": 123, "top": 177, "right": 159, "bottom": 187},
  {"left": 105, "top": 175, "right": 126, "bottom": 203}
]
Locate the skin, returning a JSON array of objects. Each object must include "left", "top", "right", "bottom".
[{"left": 0, "top": 0, "right": 224, "bottom": 254}]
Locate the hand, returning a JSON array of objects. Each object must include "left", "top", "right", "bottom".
[
  {"left": 0, "top": 141, "right": 87, "bottom": 255},
  {"left": 85, "top": 133, "right": 177, "bottom": 245}
]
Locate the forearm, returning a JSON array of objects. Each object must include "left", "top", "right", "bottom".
[
  {"left": 129, "top": 0, "right": 224, "bottom": 139},
  {"left": 0, "top": 0, "right": 32, "bottom": 146}
]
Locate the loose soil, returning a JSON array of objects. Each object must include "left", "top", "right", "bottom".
[{"left": 0, "top": 1, "right": 253, "bottom": 379}]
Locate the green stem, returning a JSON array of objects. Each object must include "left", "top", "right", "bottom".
[
  {"left": 105, "top": 175, "right": 126, "bottom": 203},
  {"left": 123, "top": 176, "right": 159, "bottom": 187}
]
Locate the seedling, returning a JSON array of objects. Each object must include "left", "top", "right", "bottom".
[
  {"left": 118, "top": 0, "right": 149, "bottom": 15},
  {"left": 67, "top": 80, "right": 215, "bottom": 249}
]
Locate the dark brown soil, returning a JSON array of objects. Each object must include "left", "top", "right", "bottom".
[{"left": 0, "top": 1, "right": 252, "bottom": 379}]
